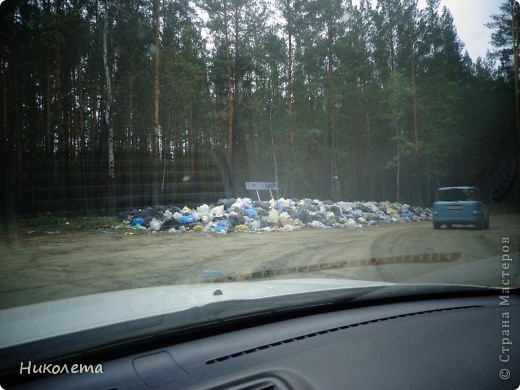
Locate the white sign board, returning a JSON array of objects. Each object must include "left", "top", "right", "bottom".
[{"left": 245, "top": 182, "right": 278, "bottom": 200}]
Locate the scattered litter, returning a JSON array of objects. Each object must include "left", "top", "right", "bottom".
[
  {"left": 201, "top": 270, "right": 224, "bottom": 278},
  {"left": 149, "top": 219, "right": 162, "bottom": 231},
  {"left": 235, "top": 224, "right": 250, "bottom": 232},
  {"left": 132, "top": 217, "right": 144, "bottom": 226}
]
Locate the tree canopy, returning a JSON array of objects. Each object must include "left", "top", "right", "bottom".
[{"left": 0, "top": 0, "right": 516, "bottom": 216}]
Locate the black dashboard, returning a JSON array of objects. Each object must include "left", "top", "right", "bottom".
[{"left": 6, "top": 292, "right": 519, "bottom": 389}]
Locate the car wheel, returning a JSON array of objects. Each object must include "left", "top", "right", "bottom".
[
  {"left": 476, "top": 216, "right": 484, "bottom": 230},
  {"left": 433, "top": 223, "right": 441, "bottom": 230},
  {"left": 484, "top": 217, "right": 490, "bottom": 229}
]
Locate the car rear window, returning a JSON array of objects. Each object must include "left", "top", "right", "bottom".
[{"left": 435, "top": 188, "right": 481, "bottom": 202}]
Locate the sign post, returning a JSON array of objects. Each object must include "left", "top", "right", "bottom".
[{"left": 245, "top": 182, "right": 278, "bottom": 201}]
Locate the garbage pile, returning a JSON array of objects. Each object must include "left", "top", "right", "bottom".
[{"left": 117, "top": 198, "right": 431, "bottom": 233}]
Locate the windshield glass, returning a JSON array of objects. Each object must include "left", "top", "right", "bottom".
[{"left": 0, "top": 0, "right": 519, "bottom": 352}]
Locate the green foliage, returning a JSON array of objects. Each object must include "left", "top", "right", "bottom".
[
  {"left": 486, "top": 0, "right": 519, "bottom": 82},
  {"left": 0, "top": 0, "right": 514, "bottom": 215}
]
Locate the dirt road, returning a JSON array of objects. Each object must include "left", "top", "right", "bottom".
[{"left": 1, "top": 214, "right": 518, "bottom": 310}]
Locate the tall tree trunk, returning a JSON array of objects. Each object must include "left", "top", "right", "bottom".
[
  {"left": 224, "top": 0, "right": 235, "bottom": 196},
  {"left": 188, "top": 89, "right": 195, "bottom": 177},
  {"left": 103, "top": 0, "right": 115, "bottom": 211},
  {"left": 396, "top": 127, "right": 401, "bottom": 202},
  {"left": 151, "top": 0, "right": 161, "bottom": 206},
  {"left": 410, "top": 29, "right": 419, "bottom": 155},
  {"left": 286, "top": 0, "right": 294, "bottom": 196},
  {"left": 125, "top": 56, "right": 135, "bottom": 208},
  {"left": 45, "top": 51, "right": 54, "bottom": 213},
  {"left": 55, "top": 0, "right": 66, "bottom": 214},
  {"left": 326, "top": 33, "right": 339, "bottom": 200},
  {"left": 268, "top": 76, "right": 279, "bottom": 190},
  {"left": 409, "top": 15, "right": 420, "bottom": 203},
  {"left": 363, "top": 86, "right": 374, "bottom": 199},
  {"left": 513, "top": 4, "right": 520, "bottom": 148},
  {"left": 1, "top": 29, "right": 15, "bottom": 220}
]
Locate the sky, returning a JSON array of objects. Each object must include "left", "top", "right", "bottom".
[
  {"left": 351, "top": 0, "right": 504, "bottom": 62},
  {"left": 437, "top": 0, "right": 503, "bottom": 61}
]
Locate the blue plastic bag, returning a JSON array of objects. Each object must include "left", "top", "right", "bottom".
[
  {"left": 245, "top": 208, "right": 258, "bottom": 218},
  {"left": 132, "top": 217, "right": 145, "bottom": 226},
  {"left": 181, "top": 214, "right": 197, "bottom": 224}
]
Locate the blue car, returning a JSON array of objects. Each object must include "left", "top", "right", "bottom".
[{"left": 432, "top": 187, "right": 490, "bottom": 229}]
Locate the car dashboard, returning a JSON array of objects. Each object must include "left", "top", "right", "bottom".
[{"left": 4, "top": 292, "right": 519, "bottom": 389}]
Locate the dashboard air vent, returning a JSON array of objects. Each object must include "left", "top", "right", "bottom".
[{"left": 210, "top": 377, "right": 288, "bottom": 390}]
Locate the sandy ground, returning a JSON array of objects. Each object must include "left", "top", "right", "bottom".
[{"left": 0, "top": 213, "right": 518, "bottom": 310}]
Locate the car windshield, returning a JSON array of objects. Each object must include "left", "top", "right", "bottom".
[{"left": 0, "top": 0, "right": 519, "bottom": 368}]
